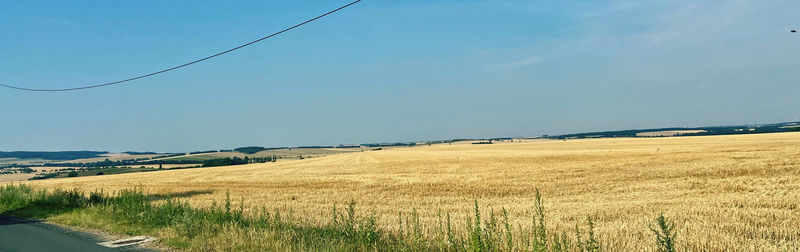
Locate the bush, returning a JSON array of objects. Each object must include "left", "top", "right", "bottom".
[{"left": 29, "top": 173, "right": 59, "bottom": 180}]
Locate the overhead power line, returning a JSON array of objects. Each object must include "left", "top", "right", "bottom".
[{"left": 0, "top": 0, "right": 362, "bottom": 92}]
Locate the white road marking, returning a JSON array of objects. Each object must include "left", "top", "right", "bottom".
[{"left": 97, "top": 236, "right": 156, "bottom": 248}]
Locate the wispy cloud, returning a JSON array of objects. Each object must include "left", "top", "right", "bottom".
[{"left": 489, "top": 56, "right": 542, "bottom": 71}]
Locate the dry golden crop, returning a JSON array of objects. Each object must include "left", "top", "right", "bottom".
[{"left": 23, "top": 133, "right": 800, "bottom": 250}]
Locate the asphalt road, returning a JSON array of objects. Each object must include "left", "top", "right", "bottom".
[{"left": 0, "top": 215, "right": 149, "bottom": 252}]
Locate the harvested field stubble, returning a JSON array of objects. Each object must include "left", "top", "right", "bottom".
[{"left": 21, "top": 133, "right": 800, "bottom": 250}]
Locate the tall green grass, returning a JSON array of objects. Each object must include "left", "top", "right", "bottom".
[{"left": 0, "top": 184, "right": 676, "bottom": 251}]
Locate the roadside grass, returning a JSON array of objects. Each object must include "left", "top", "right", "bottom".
[{"left": 0, "top": 184, "right": 674, "bottom": 251}]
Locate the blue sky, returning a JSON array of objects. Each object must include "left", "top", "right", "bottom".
[{"left": 1, "top": 0, "right": 799, "bottom": 152}]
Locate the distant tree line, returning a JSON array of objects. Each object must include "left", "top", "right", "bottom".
[
  {"left": 362, "top": 142, "right": 417, "bottom": 147},
  {"left": 0, "top": 164, "right": 21, "bottom": 169},
  {"left": 249, "top": 156, "right": 277, "bottom": 163},
  {"left": 29, "top": 173, "right": 59, "bottom": 180},
  {"left": 472, "top": 141, "right": 493, "bottom": 145},
  {"left": 122, "top": 151, "right": 157, "bottom": 155},
  {"left": 234, "top": 147, "right": 266, "bottom": 154},
  {"left": 422, "top": 139, "right": 469, "bottom": 145},
  {"left": 40, "top": 156, "right": 283, "bottom": 169},
  {"left": 335, "top": 145, "right": 361, "bottom": 148},
  {"left": 681, "top": 126, "right": 799, "bottom": 136},
  {"left": 41, "top": 158, "right": 202, "bottom": 168},
  {"left": 551, "top": 123, "right": 800, "bottom": 139},
  {"left": 0, "top": 167, "right": 35, "bottom": 174},
  {"left": 201, "top": 155, "right": 277, "bottom": 167},
  {"left": 0, "top": 151, "right": 108, "bottom": 160},
  {"left": 189, "top": 150, "right": 218, "bottom": 155}
]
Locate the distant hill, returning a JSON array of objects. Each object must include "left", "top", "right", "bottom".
[
  {"left": 122, "top": 151, "right": 157, "bottom": 155},
  {"left": 5, "top": 121, "right": 799, "bottom": 163},
  {"left": 549, "top": 121, "right": 800, "bottom": 139},
  {"left": 0, "top": 151, "right": 108, "bottom": 160}
]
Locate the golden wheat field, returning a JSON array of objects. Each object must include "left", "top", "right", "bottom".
[{"left": 21, "top": 133, "right": 800, "bottom": 251}]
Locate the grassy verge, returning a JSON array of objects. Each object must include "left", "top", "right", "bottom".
[{"left": 0, "top": 184, "right": 676, "bottom": 251}]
